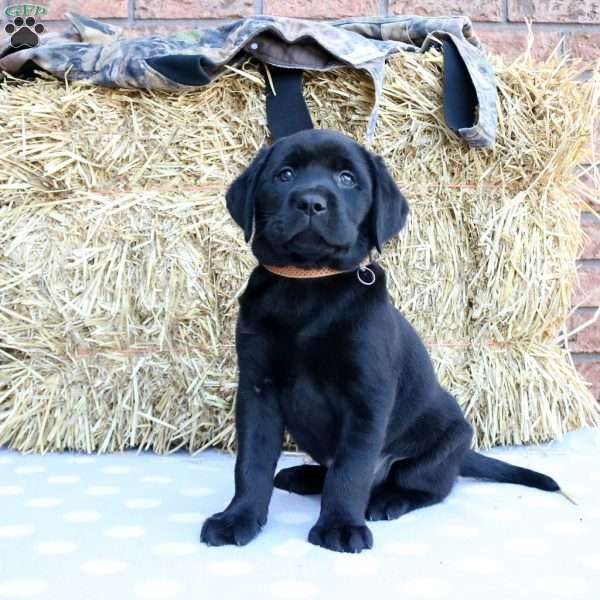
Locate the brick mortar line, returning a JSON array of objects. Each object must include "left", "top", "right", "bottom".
[
  {"left": 475, "top": 21, "right": 600, "bottom": 32},
  {"left": 582, "top": 213, "right": 600, "bottom": 223},
  {"left": 574, "top": 307, "right": 600, "bottom": 316},
  {"left": 577, "top": 259, "right": 600, "bottom": 267},
  {"left": 34, "top": 18, "right": 233, "bottom": 27},
  {"left": 571, "top": 352, "right": 600, "bottom": 362},
  {"left": 559, "top": 28, "right": 567, "bottom": 56},
  {"left": 31, "top": 17, "right": 600, "bottom": 33}
]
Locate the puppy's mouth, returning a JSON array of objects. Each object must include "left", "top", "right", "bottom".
[
  {"left": 284, "top": 228, "right": 345, "bottom": 257},
  {"left": 288, "top": 228, "right": 329, "bottom": 248},
  {"left": 260, "top": 214, "right": 359, "bottom": 264}
]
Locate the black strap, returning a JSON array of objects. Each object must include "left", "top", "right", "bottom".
[
  {"left": 442, "top": 39, "right": 477, "bottom": 133},
  {"left": 262, "top": 43, "right": 475, "bottom": 141},
  {"left": 263, "top": 65, "right": 313, "bottom": 140}
]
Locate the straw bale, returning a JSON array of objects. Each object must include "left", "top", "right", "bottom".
[
  {"left": 0, "top": 46, "right": 598, "bottom": 453},
  {"left": 465, "top": 342, "right": 597, "bottom": 447}
]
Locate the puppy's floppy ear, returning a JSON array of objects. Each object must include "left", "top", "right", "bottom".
[
  {"left": 366, "top": 152, "right": 409, "bottom": 253},
  {"left": 226, "top": 147, "right": 272, "bottom": 243}
]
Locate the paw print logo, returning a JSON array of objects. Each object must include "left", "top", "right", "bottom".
[{"left": 4, "top": 16, "right": 44, "bottom": 49}]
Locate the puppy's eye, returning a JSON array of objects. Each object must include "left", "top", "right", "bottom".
[
  {"left": 338, "top": 171, "right": 357, "bottom": 187},
  {"left": 276, "top": 167, "right": 295, "bottom": 183}
]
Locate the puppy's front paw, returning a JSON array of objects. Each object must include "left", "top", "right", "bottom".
[
  {"left": 200, "top": 508, "right": 265, "bottom": 547},
  {"left": 308, "top": 519, "right": 373, "bottom": 553}
]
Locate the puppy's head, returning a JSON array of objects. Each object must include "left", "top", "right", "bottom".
[{"left": 226, "top": 129, "right": 408, "bottom": 270}]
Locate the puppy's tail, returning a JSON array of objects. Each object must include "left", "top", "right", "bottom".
[{"left": 460, "top": 449, "right": 575, "bottom": 503}]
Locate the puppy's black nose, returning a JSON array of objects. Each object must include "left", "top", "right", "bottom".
[{"left": 294, "top": 193, "right": 328, "bottom": 216}]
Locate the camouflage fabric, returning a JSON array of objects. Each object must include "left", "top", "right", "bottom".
[
  {"left": 337, "top": 17, "right": 496, "bottom": 147},
  {"left": 0, "top": 12, "right": 496, "bottom": 147}
]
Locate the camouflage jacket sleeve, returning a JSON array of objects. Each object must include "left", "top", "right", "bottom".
[{"left": 0, "top": 12, "right": 496, "bottom": 148}]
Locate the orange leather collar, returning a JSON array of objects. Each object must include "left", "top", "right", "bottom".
[{"left": 262, "top": 257, "right": 371, "bottom": 279}]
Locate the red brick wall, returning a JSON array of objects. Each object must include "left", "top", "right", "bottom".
[{"left": 2, "top": 0, "right": 599, "bottom": 398}]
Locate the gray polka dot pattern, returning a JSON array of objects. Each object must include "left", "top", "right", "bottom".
[{"left": 1, "top": 428, "right": 600, "bottom": 599}]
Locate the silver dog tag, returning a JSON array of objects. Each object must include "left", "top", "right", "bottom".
[{"left": 356, "top": 265, "right": 376, "bottom": 286}]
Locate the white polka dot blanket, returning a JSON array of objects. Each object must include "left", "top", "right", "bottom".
[{"left": 1, "top": 427, "right": 600, "bottom": 599}]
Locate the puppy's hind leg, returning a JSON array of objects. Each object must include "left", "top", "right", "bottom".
[
  {"left": 274, "top": 464, "right": 327, "bottom": 495},
  {"left": 366, "top": 482, "right": 445, "bottom": 521}
]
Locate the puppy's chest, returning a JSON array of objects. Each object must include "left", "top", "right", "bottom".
[
  {"left": 270, "top": 330, "right": 347, "bottom": 417},
  {"left": 273, "top": 339, "right": 343, "bottom": 460},
  {"left": 270, "top": 327, "right": 351, "bottom": 384}
]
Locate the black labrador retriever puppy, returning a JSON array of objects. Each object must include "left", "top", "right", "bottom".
[{"left": 200, "top": 129, "right": 563, "bottom": 554}]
